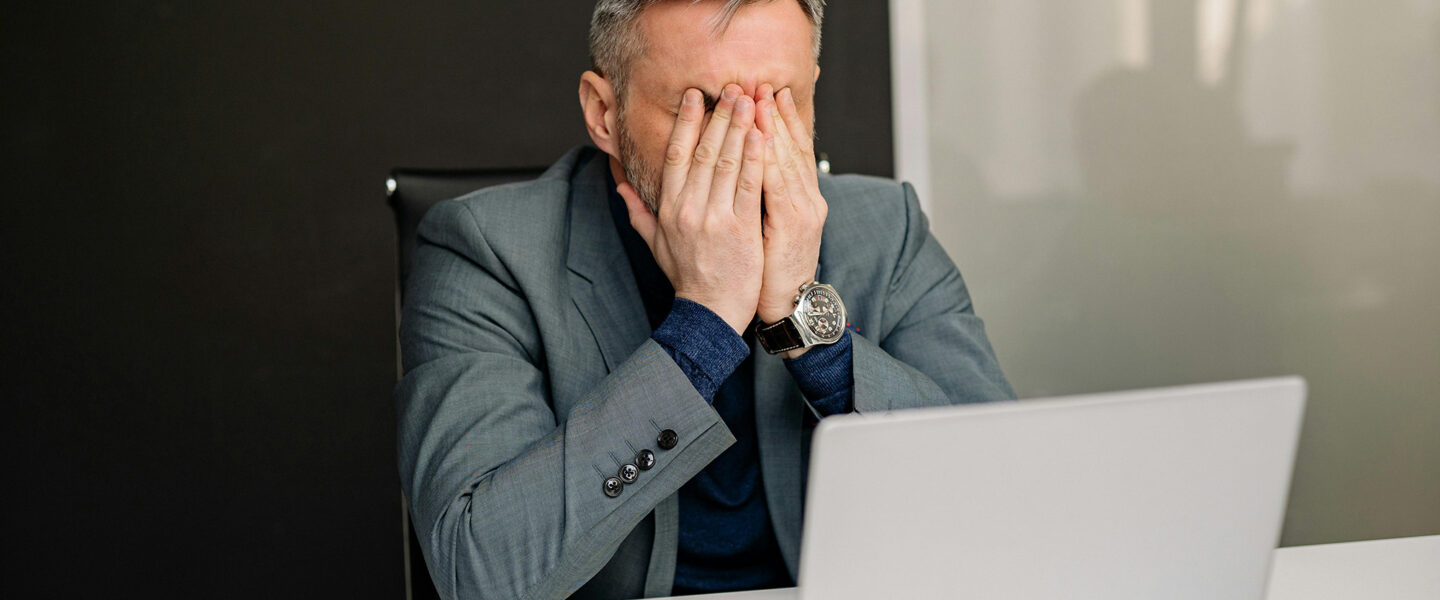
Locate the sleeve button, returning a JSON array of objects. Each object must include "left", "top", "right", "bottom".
[
  {"left": 636, "top": 449, "right": 656, "bottom": 470},
  {"left": 603, "top": 477, "right": 624, "bottom": 498},
  {"left": 619, "top": 463, "right": 639, "bottom": 484},
  {"left": 657, "top": 429, "right": 679, "bottom": 450}
]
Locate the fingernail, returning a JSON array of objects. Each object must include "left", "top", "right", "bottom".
[
  {"left": 780, "top": 88, "right": 791, "bottom": 103},
  {"left": 723, "top": 85, "right": 738, "bottom": 101},
  {"left": 736, "top": 95, "right": 752, "bottom": 110},
  {"left": 683, "top": 89, "right": 699, "bottom": 105}
]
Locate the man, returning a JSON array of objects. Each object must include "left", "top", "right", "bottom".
[{"left": 395, "top": 1, "right": 1014, "bottom": 598}]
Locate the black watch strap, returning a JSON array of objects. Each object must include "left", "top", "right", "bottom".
[{"left": 756, "top": 317, "right": 804, "bottom": 354}]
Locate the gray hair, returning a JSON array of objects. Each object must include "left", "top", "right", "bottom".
[{"left": 589, "top": 0, "right": 825, "bottom": 101}]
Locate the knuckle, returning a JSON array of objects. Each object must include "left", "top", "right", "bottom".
[
  {"left": 715, "top": 155, "right": 741, "bottom": 173},
  {"left": 737, "top": 176, "right": 761, "bottom": 195},
  {"left": 692, "top": 142, "right": 718, "bottom": 164},
  {"left": 675, "top": 208, "right": 702, "bottom": 231},
  {"left": 665, "top": 143, "right": 688, "bottom": 167}
]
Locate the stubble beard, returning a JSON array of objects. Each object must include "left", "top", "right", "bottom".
[{"left": 616, "top": 110, "right": 663, "bottom": 215}]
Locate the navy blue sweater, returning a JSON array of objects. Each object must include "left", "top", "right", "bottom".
[{"left": 605, "top": 175, "right": 855, "bottom": 594}]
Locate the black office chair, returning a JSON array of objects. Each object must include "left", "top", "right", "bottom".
[
  {"left": 386, "top": 166, "right": 548, "bottom": 600},
  {"left": 388, "top": 167, "right": 549, "bottom": 293}
]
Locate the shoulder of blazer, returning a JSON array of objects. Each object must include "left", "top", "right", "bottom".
[
  {"left": 414, "top": 147, "right": 591, "bottom": 270},
  {"left": 817, "top": 172, "right": 920, "bottom": 268},
  {"left": 820, "top": 172, "right": 916, "bottom": 234}
]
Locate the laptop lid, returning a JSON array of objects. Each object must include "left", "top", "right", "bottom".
[{"left": 797, "top": 377, "right": 1305, "bottom": 600}]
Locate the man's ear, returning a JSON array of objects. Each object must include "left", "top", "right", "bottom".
[
  {"left": 813, "top": 64, "right": 821, "bottom": 84},
  {"left": 579, "top": 71, "right": 622, "bottom": 158}
]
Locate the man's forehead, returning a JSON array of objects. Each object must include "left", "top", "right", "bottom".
[{"left": 633, "top": 0, "right": 815, "bottom": 101}]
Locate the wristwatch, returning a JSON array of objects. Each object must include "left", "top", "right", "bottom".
[{"left": 756, "top": 281, "right": 847, "bottom": 354}]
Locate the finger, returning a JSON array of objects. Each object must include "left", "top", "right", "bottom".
[
  {"left": 708, "top": 94, "right": 755, "bottom": 215},
  {"left": 752, "top": 84, "right": 773, "bottom": 136},
  {"left": 754, "top": 85, "right": 779, "bottom": 146},
  {"left": 776, "top": 87, "right": 816, "bottom": 167},
  {"left": 616, "top": 181, "right": 658, "bottom": 245},
  {"left": 682, "top": 84, "right": 742, "bottom": 206},
  {"left": 661, "top": 88, "right": 706, "bottom": 207},
  {"left": 760, "top": 90, "right": 813, "bottom": 209},
  {"left": 761, "top": 128, "right": 794, "bottom": 217},
  {"left": 757, "top": 83, "right": 774, "bottom": 110},
  {"left": 734, "top": 127, "right": 764, "bottom": 221},
  {"left": 761, "top": 87, "right": 800, "bottom": 173}
]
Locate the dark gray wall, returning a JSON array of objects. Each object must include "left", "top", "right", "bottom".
[{"left": 1, "top": 1, "right": 890, "bottom": 597}]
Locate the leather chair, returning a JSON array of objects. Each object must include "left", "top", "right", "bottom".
[
  {"left": 386, "top": 166, "right": 547, "bottom": 600},
  {"left": 388, "top": 167, "right": 548, "bottom": 293}
]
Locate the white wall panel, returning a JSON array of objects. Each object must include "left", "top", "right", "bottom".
[{"left": 898, "top": 0, "right": 1440, "bottom": 545}]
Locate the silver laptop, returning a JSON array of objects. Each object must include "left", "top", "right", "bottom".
[{"left": 797, "top": 377, "right": 1306, "bottom": 600}]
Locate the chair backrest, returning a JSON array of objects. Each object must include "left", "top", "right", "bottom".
[
  {"left": 386, "top": 166, "right": 547, "bottom": 600},
  {"left": 387, "top": 167, "right": 549, "bottom": 294}
]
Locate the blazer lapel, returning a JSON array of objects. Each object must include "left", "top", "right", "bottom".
[{"left": 566, "top": 151, "right": 651, "bottom": 373}]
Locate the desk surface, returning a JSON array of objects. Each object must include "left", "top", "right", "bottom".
[
  {"left": 1264, "top": 535, "right": 1439, "bottom": 600},
  {"left": 653, "top": 535, "right": 1440, "bottom": 600}
]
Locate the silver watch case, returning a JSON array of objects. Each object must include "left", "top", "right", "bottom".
[{"left": 790, "top": 282, "right": 847, "bottom": 346}]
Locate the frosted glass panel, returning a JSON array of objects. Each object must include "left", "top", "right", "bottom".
[{"left": 910, "top": 0, "right": 1440, "bottom": 545}]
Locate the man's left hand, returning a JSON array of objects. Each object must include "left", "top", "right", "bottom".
[{"left": 754, "top": 84, "right": 828, "bottom": 351}]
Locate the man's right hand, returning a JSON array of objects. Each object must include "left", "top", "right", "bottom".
[{"left": 618, "top": 85, "right": 766, "bottom": 335}]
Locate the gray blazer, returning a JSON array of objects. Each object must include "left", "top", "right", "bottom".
[{"left": 396, "top": 147, "right": 1013, "bottom": 600}]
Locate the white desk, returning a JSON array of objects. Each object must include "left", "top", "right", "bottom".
[
  {"left": 1264, "top": 535, "right": 1439, "bottom": 600},
  {"left": 655, "top": 535, "right": 1440, "bottom": 600}
]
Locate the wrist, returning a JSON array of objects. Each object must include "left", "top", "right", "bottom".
[
  {"left": 757, "top": 288, "right": 805, "bottom": 324},
  {"left": 779, "top": 346, "right": 810, "bottom": 359},
  {"left": 756, "top": 304, "right": 792, "bottom": 325},
  {"left": 675, "top": 294, "right": 753, "bottom": 336},
  {"left": 758, "top": 276, "right": 815, "bottom": 324},
  {"left": 652, "top": 298, "right": 752, "bottom": 402},
  {"left": 755, "top": 281, "right": 846, "bottom": 355}
]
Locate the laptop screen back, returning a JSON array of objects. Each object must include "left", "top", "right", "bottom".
[{"left": 797, "top": 378, "right": 1305, "bottom": 600}]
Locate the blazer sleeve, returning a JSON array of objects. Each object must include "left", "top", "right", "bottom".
[
  {"left": 394, "top": 200, "right": 736, "bottom": 600},
  {"left": 849, "top": 182, "right": 1017, "bottom": 412}
]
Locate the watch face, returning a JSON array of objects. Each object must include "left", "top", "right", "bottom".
[{"left": 800, "top": 286, "right": 845, "bottom": 342}]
